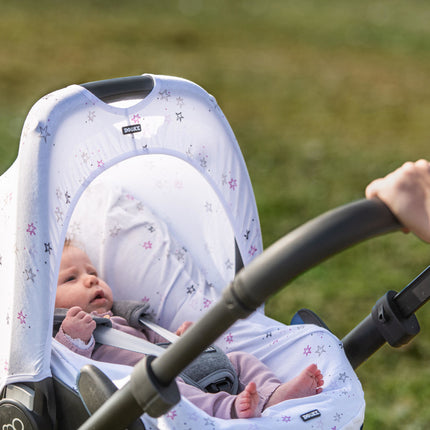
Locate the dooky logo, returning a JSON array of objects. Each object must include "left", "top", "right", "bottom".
[{"left": 2, "top": 417, "right": 24, "bottom": 430}]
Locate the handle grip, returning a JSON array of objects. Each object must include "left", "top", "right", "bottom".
[
  {"left": 81, "top": 75, "right": 154, "bottom": 103},
  {"left": 233, "top": 198, "right": 402, "bottom": 310}
]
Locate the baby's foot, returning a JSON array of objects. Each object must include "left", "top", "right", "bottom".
[
  {"left": 234, "top": 382, "right": 260, "bottom": 418},
  {"left": 265, "top": 364, "right": 324, "bottom": 409}
]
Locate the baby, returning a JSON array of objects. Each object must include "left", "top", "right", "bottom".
[{"left": 55, "top": 242, "right": 324, "bottom": 419}]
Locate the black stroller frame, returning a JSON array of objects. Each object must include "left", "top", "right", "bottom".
[{"left": 0, "top": 76, "right": 429, "bottom": 429}]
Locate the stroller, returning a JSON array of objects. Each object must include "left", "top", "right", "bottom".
[{"left": 0, "top": 74, "right": 427, "bottom": 429}]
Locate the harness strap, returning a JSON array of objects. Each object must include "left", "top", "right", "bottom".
[
  {"left": 93, "top": 320, "right": 239, "bottom": 395},
  {"left": 54, "top": 305, "right": 239, "bottom": 395},
  {"left": 138, "top": 317, "right": 179, "bottom": 344},
  {"left": 93, "top": 325, "right": 167, "bottom": 356}
]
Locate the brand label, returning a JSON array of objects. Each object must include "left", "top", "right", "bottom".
[
  {"left": 2, "top": 417, "right": 25, "bottom": 430},
  {"left": 122, "top": 124, "right": 142, "bottom": 135},
  {"left": 300, "top": 409, "right": 321, "bottom": 422}
]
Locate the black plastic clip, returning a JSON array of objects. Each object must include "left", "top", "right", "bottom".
[{"left": 371, "top": 290, "right": 420, "bottom": 348}]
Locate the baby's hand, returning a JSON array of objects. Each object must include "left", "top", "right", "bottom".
[
  {"left": 61, "top": 306, "right": 96, "bottom": 344},
  {"left": 176, "top": 321, "right": 193, "bottom": 336}
]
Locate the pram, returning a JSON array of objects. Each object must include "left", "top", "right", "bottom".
[{"left": 0, "top": 74, "right": 427, "bottom": 429}]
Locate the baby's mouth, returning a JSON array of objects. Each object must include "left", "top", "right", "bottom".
[{"left": 91, "top": 290, "right": 105, "bottom": 303}]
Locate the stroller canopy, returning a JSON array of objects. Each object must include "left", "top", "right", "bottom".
[
  {"left": 0, "top": 74, "right": 262, "bottom": 389},
  {"left": 0, "top": 74, "right": 365, "bottom": 429}
]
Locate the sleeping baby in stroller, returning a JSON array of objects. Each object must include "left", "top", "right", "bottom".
[{"left": 54, "top": 240, "right": 324, "bottom": 420}]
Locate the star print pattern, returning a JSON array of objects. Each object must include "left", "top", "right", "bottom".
[
  {"left": 17, "top": 310, "right": 27, "bottom": 325},
  {"left": 26, "top": 223, "right": 36, "bottom": 236},
  {"left": 64, "top": 191, "right": 71, "bottom": 204},
  {"left": 24, "top": 268, "right": 36, "bottom": 283},
  {"left": 166, "top": 410, "right": 177, "bottom": 420},
  {"left": 204, "top": 417, "right": 215, "bottom": 427},
  {"left": 87, "top": 111, "right": 96, "bottom": 122},
  {"left": 186, "top": 285, "right": 196, "bottom": 295},
  {"left": 225, "top": 333, "right": 234, "bottom": 344},
  {"left": 109, "top": 225, "right": 121, "bottom": 237},
  {"left": 158, "top": 89, "right": 171, "bottom": 101},
  {"left": 303, "top": 345, "right": 312, "bottom": 356},
  {"left": 333, "top": 412, "right": 343, "bottom": 422},
  {"left": 338, "top": 372, "right": 349, "bottom": 383},
  {"left": 38, "top": 125, "right": 51, "bottom": 143},
  {"left": 174, "top": 248, "right": 186, "bottom": 262},
  {"left": 142, "top": 241, "right": 152, "bottom": 250},
  {"left": 81, "top": 151, "right": 90, "bottom": 164},
  {"left": 55, "top": 207, "right": 63, "bottom": 223},
  {"left": 131, "top": 114, "right": 141, "bottom": 123},
  {"left": 142, "top": 222, "right": 155, "bottom": 232},
  {"left": 315, "top": 345, "right": 326, "bottom": 356}
]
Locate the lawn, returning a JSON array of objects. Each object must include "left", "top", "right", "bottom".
[{"left": 1, "top": 1, "right": 430, "bottom": 428}]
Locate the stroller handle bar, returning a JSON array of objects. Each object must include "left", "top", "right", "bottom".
[
  {"left": 230, "top": 197, "right": 401, "bottom": 310},
  {"left": 78, "top": 198, "right": 401, "bottom": 430}
]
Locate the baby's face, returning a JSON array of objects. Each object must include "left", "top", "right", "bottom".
[{"left": 56, "top": 246, "right": 114, "bottom": 314}]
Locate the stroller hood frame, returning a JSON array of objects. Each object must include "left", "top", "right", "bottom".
[{"left": 0, "top": 74, "right": 262, "bottom": 393}]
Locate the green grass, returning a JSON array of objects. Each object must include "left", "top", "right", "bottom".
[{"left": 1, "top": 1, "right": 430, "bottom": 428}]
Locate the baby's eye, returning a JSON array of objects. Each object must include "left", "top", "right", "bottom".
[{"left": 64, "top": 276, "right": 76, "bottom": 283}]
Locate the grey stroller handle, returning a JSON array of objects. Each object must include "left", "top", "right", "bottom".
[
  {"left": 78, "top": 198, "right": 401, "bottom": 430},
  {"left": 230, "top": 197, "right": 401, "bottom": 310},
  {"left": 81, "top": 75, "right": 154, "bottom": 103}
]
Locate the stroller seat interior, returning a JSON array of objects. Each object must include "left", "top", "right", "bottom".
[{"left": 0, "top": 74, "right": 365, "bottom": 429}]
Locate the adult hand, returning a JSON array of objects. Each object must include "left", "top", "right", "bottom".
[{"left": 366, "top": 159, "right": 430, "bottom": 242}]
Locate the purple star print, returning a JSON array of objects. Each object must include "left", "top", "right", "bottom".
[
  {"left": 17, "top": 310, "right": 27, "bottom": 325},
  {"left": 26, "top": 223, "right": 36, "bottom": 236},
  {"left": 166, "top": 410, "right": 177, "bottom": 420},
  {"left": 142, "top": 241, "right": 152, "bottom": 250},
  {"left": 228, "top": 178, "right": 237, "bottom": 190},
  {"left": 225, "top": 333, "right": 234, "bottom": 344},
  {"left": 131, "top": 114, "right": 141, "bottom": 123}
]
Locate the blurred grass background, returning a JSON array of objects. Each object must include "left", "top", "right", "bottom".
[{"left": 1, "top": 0, "right": 429, "bottom": 427}]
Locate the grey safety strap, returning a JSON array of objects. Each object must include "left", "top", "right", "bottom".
[
  {"left": 138, "top": 317, "right": 179, "bottom": 343},
  {"left": 93, "top": 315, "right": 240, "bottom": 395},
  {"left": 93, "top": 325, "right": 167, "bottom": 357}
]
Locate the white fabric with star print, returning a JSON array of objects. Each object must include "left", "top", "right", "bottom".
[{"left": 0, "top": 74, "right": 364, "bottom": 428}]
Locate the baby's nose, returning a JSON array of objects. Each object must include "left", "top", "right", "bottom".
[{"left": 85, "top": 274, "right": 99, "bottom": 287}]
